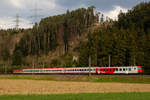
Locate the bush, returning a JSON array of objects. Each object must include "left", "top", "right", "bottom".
[{"left": 50, "top": 59, "right": 61, "bottom": 67}]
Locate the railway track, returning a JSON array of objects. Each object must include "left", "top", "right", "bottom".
[{"left": 1, "top": 74, "right": 149, "bottom": 77}]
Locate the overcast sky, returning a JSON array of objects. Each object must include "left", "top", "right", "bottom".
[{"left": 0, "top": 0, "right": 149, "bottom": 29}]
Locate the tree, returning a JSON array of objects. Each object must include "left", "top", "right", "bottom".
[
  {"left": 1, "top": 48, "right": 10, "bottom": 62},
  {"left": 1, "top": 48, "right": 10, "bottom": 74},
  {"left": 100, "top": 14, "right": 104, "bottom": 23},
  {"left": 12, "top": 50, "right": 23, "bottom": 66},
  {"left": 79, "top": 42, "right": 89, "bottom": 66},
  {"left": 95, "top": 11, "right": 100, "bottom": 23}
]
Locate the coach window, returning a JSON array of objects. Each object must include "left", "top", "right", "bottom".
[
  {"left": 123, "top": 68, "right": 125, "bottom": 71},
  {"left": 134, "top": 68, "right": 136, "bottom": 70},
  {"left": 120, "top": 68, "right": 122, "bottom": 71},
  {"left": 129, "top": 68, "right": 131, "bottom": 71},
  {"left": 113, "top": 69, "right": 115, "bottom": 71},
  {"left": 116, "top": 68, "right": 118, "bottom": 71}
]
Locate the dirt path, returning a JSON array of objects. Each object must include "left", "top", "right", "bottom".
[{"left": 0, "top": 80, "right": 150, "bottom": 95}]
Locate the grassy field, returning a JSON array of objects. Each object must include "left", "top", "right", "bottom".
[
  {"left": 0, "top": 92, "right": 150, "bottom": 100},
  {"left": 0, "top": 75, "right": 150, "bottom": 84}
]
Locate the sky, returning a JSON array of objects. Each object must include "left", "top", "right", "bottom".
[{"left": 0, "top": 0, "right": 149, "bottom": 29}]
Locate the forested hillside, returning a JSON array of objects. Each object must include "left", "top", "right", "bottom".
[
  {"left": 15, "top": 6, "right": 95, "bottom": 56},
  {"left": 79, "top": 2, "right": 150, "bottom": 74},
  {"left": 0, "top": 6, "right": 99, "bottom": 72},
  {"left": 0, "top": 2, "right": 150, "bottom": 74}
]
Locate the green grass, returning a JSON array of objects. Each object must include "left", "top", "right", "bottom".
[
  {"left": 0, "top": 75, "right": 54, "bottom": 81},
  {"left": 93, "top": 75, "right": 150, "bottom": 84},
  {"left": 0, "top": 75, "right": 150, "bottom": 84},
  {"left": 0, "top": 92, "right": 150, "bottom": 100}
]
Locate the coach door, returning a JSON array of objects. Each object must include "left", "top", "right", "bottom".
[
  {"left": 99, "top": 68, "right": 105, "bottom": 74},
  {"left": 96, "top": 68, "right": 99, "bottom": 74},
  {"left": 96, "top": 68, "right": 102, "bottom": 74}
]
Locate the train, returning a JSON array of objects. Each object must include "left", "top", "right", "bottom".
[{"left": 13, "top": 66, "right": 143, "bottom": 75}]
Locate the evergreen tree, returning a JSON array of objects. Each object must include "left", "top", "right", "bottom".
[
  {"left": 12, "top": 50, "right": 23, "bottom": 66},
  {"left": 1, "top": 48, "right": 10, "bottom": 62}
]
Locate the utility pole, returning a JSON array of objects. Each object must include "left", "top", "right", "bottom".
[
  {"left": 4, "top": 64, "right": 6, "bottom": 74},
  {"left": 15, "top": 14, "right": 19, "bottom": 30},
  {"left": 88, "top": 32, "right": 91, "bottom": 76},
  {"left": 109, "top": 55, "right": 111, "bottom": 67},
  {"left": 32, "top": 57, "right": 35, "bottom": 75},
  {"left": 89, "top": 55, "right": 91, "bottom": 76},
  {"left": 34, "top": 2, "right": 38, "bottom": 25},
  {"left": 31, "top": 0, "right": 42, "bottom": 26}
]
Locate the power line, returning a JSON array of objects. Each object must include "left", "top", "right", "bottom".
[{"left": 30, "top": 0, "right": 43, "bottom": 25}]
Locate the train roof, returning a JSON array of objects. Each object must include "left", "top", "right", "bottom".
[{"left": 21, "top": 66, "right": 141, "bottom": 70}]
